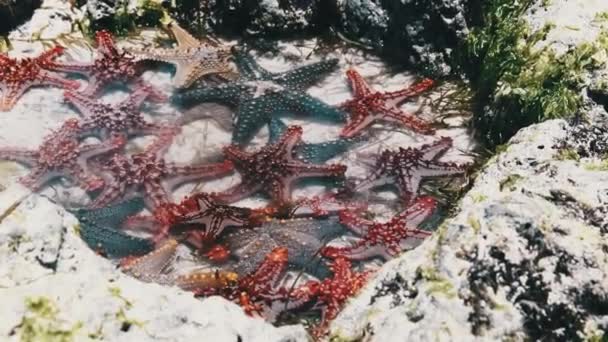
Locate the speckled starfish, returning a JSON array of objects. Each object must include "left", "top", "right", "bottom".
[
  {"left": 0, "top": 46, "right": 79, "bottom": 111},
  {"left": 223, "top": 217, "right": 346, "bottom": 278},
  {"left": 300, "top": 257, "right": 371, "bottom": 338},
  {"left": 90, "top": 128, "right": 234, "bottom": 210},
  {"left": 340, "top": 68, "right": 435, "bottom": 137},
  {"left": 0, "top": 119, "right": 124, "bottom": 191},
  {"left": 64, "top": 85, "right": 167, "bottom": 139},
  {"left": 47, "top": 30, "right": 148, "bottom": 95},
  {"left": 269, "top": 118, "right": 360, "bottom": 164},
  {"left": 322, "top": 196, "right": 436, "bottom": 260},
  {"left": 172, "top": 50, "right": 346, "bottom": 145},
  {"left": 71, "top": 198, "right": 154, "bottom": 258},
  {"left": 129, "top": 21, "right": 236, "bottom": 88},
  {"left": 215, "top": 125, "right": 347, "bottom": 206},
  {"left": 196, "top": 247, "right": 314, "bottom": 320},
  {"left": 357, "top": 136, "right": 469, "bottom": 204}
]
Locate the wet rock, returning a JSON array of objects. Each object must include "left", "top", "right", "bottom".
[
  {"left": 337, "top": 0, "right": 388, "bottom": 49},
  {"left": 0, "top": 0, "right": 41, "bottom": 35},
  {"left": 332, "top": 119, "right": 608, "bottom": 341},
  {"left": 0, "top": 184, "right": 309, "bottom": 341}
]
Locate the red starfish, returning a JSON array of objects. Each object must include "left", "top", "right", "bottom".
[
  {"left": 124, "top": 192, "right": 263, "bottom": 246},
  {"left": 216, "top": 125, "right": 347, "bottom": 206},
  {"left": 0, "top": 46, "right": 79, "bottom": 111},
  {"left": 48, "top": 30, "right": 149, "bottom": 95},
  {"left": 287, "top": 193, "right": 367, "bottom": 218},
  {"left": 90, "top": 128, "right": 234, "bottom": 211},
  {"left": 339, "top": 68, "right": 435, "bottom": 137},
  {"left": 357, "top": 136, "right": 469, "bottom": 204},
  {"left": 322, "top": 196, "right": 436, "bottom": 260},
  {"left": 64, "top": 84, "right": 167, "bottom": 139},
  {"left": 0, "top": 119, "right": 124, "bottom": 191},
  {"left": 299, "top": 257, "right": 371, "bottom": 338}
]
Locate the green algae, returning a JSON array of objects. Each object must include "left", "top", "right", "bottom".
[
  {"left": 556, "top": 148, "right": 581, "bottom": 161},
  {"left": 460, "top": 0, "right": 608, "bottom": 147},
  {"left": 499, "top": 174, "right": 523, "bottom": 191},
  {"left": 18, "top": 297, "right": 82, "bottom": 342},
  {"left": 417, "top": 267, "right": 456, "bottom": 299}
]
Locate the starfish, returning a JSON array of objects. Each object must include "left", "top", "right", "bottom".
[
  {"left": 0, "top": 119, "right": 125, "bottom": 191},
  {"left": 172, "top": 50, "right": 346, "bottom": 145},
  {"left": 71, "top": 198, "right": 154, "bottom": 258},
  {"left": 121, "top": 238, "right": 180, "bottom": 285},
  {"left": 339, "top": 68, "right": 435, "bottom": 137},
  {"left": 286, "top": 193, "right": 367, "bottom": 218},
  {"left": 299, "top": 257, "right": 371, "bottom": 338},
  {"left": 129, "top": 21, "right": 236, "bottom": 88},
  {"left": 216, "top": 125, "right": 347, "bottom": 206},
  {"left": 0, "top": 46, "right": 79, "bottom": 111},
  {"left": 357, "top": 136, "right": 469, "bottom": 204},
  {"left": 195, "top": 247, "right": 314, "bottom": 320},
  {"left": 321, "top": 196, "right": 436, "bottom": 261},
  {"left": 63, "top": 84, "right": 168, "bottom": 140},
  {"left": 90, "top": 128, "right": 234, "bottom": 210},
  {"left": 268, "top": 118, "right": 360, "bottom": 164},
  {"left": 47, "top": 30, "right": 149, "bottom": 95},
  {"left": 223, "top": 217, "right": 346, "bottom": 278},
  {"left": 123, "top": 192, "right": 259, "bottom": 246}
]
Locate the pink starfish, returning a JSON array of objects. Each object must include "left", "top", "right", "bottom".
[
  {"left": 339, "top": 68, "right": 435, "bottom": 137},
  {"left": 0, "top": 46, "right": 79, "bottom": 111},
  {"left": 0, "top": 118, "right": 125, "bottom": 191},
  {"left": 90, "top": 128, "right": 234, "bottom": 210},
  {"left": 64, "top": 84, "right": 167, "bottom": 139},
  {"left": 298, "top": 257, "right": 371, "bottom": 337},
  {"left": 357, "top": 136, "right": 469, "bottom": 204},
  {"left": 322, "top": 196, "right": 436, "bottom": 260},
  {"left": 48, "top": 30, "right": 149, "bottom": 95},
  {"left": 216, "top": 125, "right": 347, "bottom": 206}
]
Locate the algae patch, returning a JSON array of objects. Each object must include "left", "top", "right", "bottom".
[{"left": 14, "top": 297, "right": 82, "bottom": 342}]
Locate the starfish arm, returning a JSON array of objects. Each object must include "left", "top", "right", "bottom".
[
  {"left": 79, "top": 220, "right": 154, "bottom": 258},
  {"left": 121, "top": 239, "right": 179, "bottom": 279},
  {"left": 418, "top": 160, "right": 468, "bottom": 178},
  {"left": 231, "top": 99, "right": 271, "bottom": 145},
  {"left": 122, "top": 85, "right": 167, "bottom": 109},
  {"left": 62, "top": 164, "right": 105, "bottom": 191},
  {"left": 268, "top": 118, "right": 288, "bottom": 143},
  {"left": 322, "top": 242, "right": 389, "bottom": 261},
  {"left": 46, "top": 60, "right": 92, "bottom": 75},
  {"left": 214, "top": 181, "right": 262, "bottom": 204},
  {"left": 39, "top": 71, "right": 80, "bottom": 90},
  {"left": 397, "top": 196, "right": 437, "bottom": 227},
  {"left": 64, "top": 89, "right": 109, "bottom": 118},
  {"left": 345, "top": 68, "right": 374, "bottom": 97},
  {"left": 338, "top": 210, "right": 373, "bottom": 235},
  {"left": 79, "top": 135, "right": 126, "bottom": 160},
  {"left": 274, "top": 58, "right": 339, "bottom": 89},
  {"left": 176, "top": 61, "right": 233, "bottom": 89},
  {"left": 163, "top": 160, "right": 234, "bottom": 190},
  {"left": 95, "top": 30, "right": 120, "bottom": 56},
  {"left": 378, "top": 104, "right": 435, "bottom": 134},
  {"left": 395, "top": 170, "right": 419, "bottom": 205},
  {"left": 339, "top": 106, "right": 379, "bottom": 138},
  {"left": 0, "top": 82, "right": 30, "bottom": 111},
  {"left": 297, "top": 137, "right": 359, "bottom": 164},
  {"left": 167, "top": 21, "right": 201, "bottom": 48},
  {"left": 171, "top": 83, "right": 244, "bottom": 107},
  {"left": 420, "top": 136, "right": 454, "bottom": 160},
  {"left": 284, "top": 161, "right": 346, "bottom": 179},
  {"left": 233, "top": 50, "right": 273, "bottom": 79},
  {"left": 18, "top": 167, "right": 58, "bottom": 190},
  {"left": 71, "top": 197, "right": 145, "bottom": 227},
  {"left": 0, "top": 148, "right": 38, "bottom": 165},
  {"left": 282, "top": 90, "right": 347, "bottom": 123},
  {"left": 89, "top": 179, "right": 128, "bottom": 208},
  {"left": 122, "top": 214, "right": 161, "bottom": 233},
  {"left": 356, "top": 171, "right": 393, "bottom": 193},
  {"left": 269, "top": 178, "right": 291, "bottom": 204},
  {"left": 383, "top": 78, "right": 434, "bottom": 104},
  {"left": 144, "top": 180, "right": 173, "bottom": 209}
]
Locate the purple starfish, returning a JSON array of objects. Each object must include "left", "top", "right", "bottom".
[
  {"left": 64, "top": 84, "right": 167, "bottom": 139},
  {"left": 90, "top": 128, "right": 234, "bottom": 210},
  {"left": 47, "top": 30, "right": 150, "bottom": 95},
  {"left": 0, "top": 119, "right": 125, "bottom": 191},
  {"left": 322, "top": 196, "right": 436, "bottom": 260},
  {"left": 216, "top": 125, "right": 347, "bottom": 206},
  {"left": 357, "top": 136, "right": 469, "bottom": 204}
]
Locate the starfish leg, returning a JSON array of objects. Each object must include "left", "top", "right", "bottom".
[
  {"left": 420, "top": 136, "right": 453, "bottom": 160},
  {"left": 384, "top": 78, "right": 434, "bottom": 105},
  {"left": 379, "top": 104, "right": 434, "bottom": 134},
  {"left": 340, "top": 107, "right": 378, "bottom": 138},
  {"left": 0, "top": 149, "right": 38, "bottom": 165},
  {"left": 234, "top": 51, "right": 273, "bottom": 79},
  {"left": 64, "top": 89, "right": 109, "bottom": 117},
  {"left": 89, "top": 181, "right": 127, "bottom": 208},
  {"left": 345, "top": 68, "right": 373, "bottom": 97},
  {"left": 163, "top": 160, "right": 234, "bottom": 189},
  {"left": 322, "top": 241, "right": 389, "bottom": 261},
  {"left": 0, "top": 82, "right": 28, "bottom": 111},
  {"left": 214, "top": 181, "right": 262, "bottom": 204},
  {"left": 231, "top": 99, "right": 270, "bottom": 145},
  {"left": 144, "top": 181, "right": 173, "bottom": 209},
  {"left": 338, "top": 210, "right": 373, "bottom": 235},
  {"left": 285, "top": 162, "right": 346, "bottom": 179},
  {"left": 19, "top": 167, "right": 59, "bottom": 190},
  {"left": 39, "top": 71, "right": 80, "bottom": 90},
  {"left": 395, "top": 170, "right": 419, "bottom": 205},
  {"left": 283, "top": 90, "right": 346, "bottom": 123},
  {"left": 275, "top": 59, "right": 339, "bottom": 89}
]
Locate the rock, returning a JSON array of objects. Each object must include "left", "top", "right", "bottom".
[
  {"left": 337, "top": 0, "right": 388, "bottom": 49},
  {"left": 0, "top": 0, "right": 42, "bottom": 35},
  {"left": 331, "top": 119, "right": 608, "bottom": 341},
  {"left": 81, "top": 0, "right": 164, "bottom": 35},
  {"left": 0, "top": 184, "right": 308, "bottom": 342}
]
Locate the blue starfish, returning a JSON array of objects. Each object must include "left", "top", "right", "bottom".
[
  {"left": 222, "top": 217, "right": 347, "bottom": 278},
  {"left": 172, "top": 50, "right": 346, "bottom": 145},
  {"left": 70, "top": 198, "right": 153, "bottom": 258},
  {"left": 268, "top": 118, "right": 360, "bottom": 164}
]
